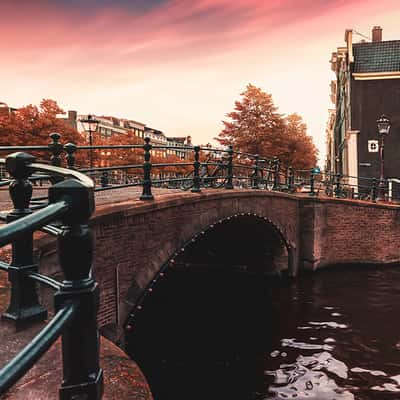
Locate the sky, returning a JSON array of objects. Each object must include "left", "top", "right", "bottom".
[{"left": 1, "top": 0, "right": 400, "bottom": 163}]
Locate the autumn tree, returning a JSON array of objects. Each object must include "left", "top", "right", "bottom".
[
  {"left": 0, "top": 99, "right": 82, "bottom": 146},
  {"left": 217, "top": 84, "right": 284, "bottom": 156},
  {"left": 216, "top": 84, "right": 318, "bottom": 169},
  {"left": 281, "top": 113, "right": 318, "bottom": 169}
]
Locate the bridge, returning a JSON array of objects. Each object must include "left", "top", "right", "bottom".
[{"left": 0, "top": 134, "right": 398, "bottom": 399}]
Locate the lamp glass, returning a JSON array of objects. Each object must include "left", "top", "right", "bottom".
[
  {"left": 80, "top": 115, "right": 99, "bottom": 133},
  {"left": 377, "top": 115, "right": 390, "bottom": 135}
]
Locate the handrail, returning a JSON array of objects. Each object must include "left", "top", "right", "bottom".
[
  {"left": 0, "top": 201, "right": 69, "bottom": 247},
  {"left": 0, "top": 134, "right": 393, "bottom": 207},
  {"left": 0, "top": 302, "right": 77, "bottom": 396},
  {"left": 0, "top": 149, "right": 102, "bottom": 399},
  {"left": 26, "top": 272, "right": 62, "bottom": 290}
]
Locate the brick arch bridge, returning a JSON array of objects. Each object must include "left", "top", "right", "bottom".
[{"left": 37, "top": 189, "right": 400, "bottom": 337}]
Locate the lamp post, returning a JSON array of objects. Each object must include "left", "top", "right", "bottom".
[
  {"left": 79, "top": 114, "right": 99, "bottom": 169},
  {"left": 376, "top": 114, "right": 391, "bottom": 201}
]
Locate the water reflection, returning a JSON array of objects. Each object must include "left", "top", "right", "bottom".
[{"left": 126, "top": 265, "right": 400, "bottom": 399}]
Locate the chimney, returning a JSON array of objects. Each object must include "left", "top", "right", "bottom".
[
  {"left": 372, "top": 26, "right": 382, "bottom": 42},
  {"left": 68, "top": 110, "right": 77, "bottom": 121}
]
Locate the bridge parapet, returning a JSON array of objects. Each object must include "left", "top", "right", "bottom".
[{"left": 36, "top": 189, "right": 398, "bottom": 339}]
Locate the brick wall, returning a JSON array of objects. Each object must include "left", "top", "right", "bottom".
[
  {"left": 91, "top": 190, "right": 300, "bottom": 328},
  {"left": 35, "top": 190, "right": 400, "bottom": 334}
]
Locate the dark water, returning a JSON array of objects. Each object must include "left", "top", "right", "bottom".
[{"left": 126, "top": 265, "right": 400, "bottom": 400}]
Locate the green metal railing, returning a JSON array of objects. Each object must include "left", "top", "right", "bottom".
[{"left": 0, "top": 151, "right": 103, "bottom": 399}]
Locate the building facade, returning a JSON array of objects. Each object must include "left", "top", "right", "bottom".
[
  {"left": 66, "top": 111, "right": 193, "bottom": 159},
  {"left": 328, "top": 26, "right": 400, "bottom": 195}
]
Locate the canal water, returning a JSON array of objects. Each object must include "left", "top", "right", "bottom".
[{"left": 126, "top": 264, "right": 400, "bottom": 400}]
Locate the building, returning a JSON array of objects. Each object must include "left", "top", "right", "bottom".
[
  {"left": 144, "top": 127, "right": 168, "bottom": 158},
  {"left": 0, "top": 102, "right": 18, "bottom": 117},
  {"left": 166, "top": 136, "right": 192, "bottom": 159},
  {"left": 328, "top": 26, "right": 400, "bottom": 194},
  {"left": 65, "top": 111, "right": 193, "bottom": 159},
  {"left": 65, "top": 112, "right": 146, "bottom": 140}
]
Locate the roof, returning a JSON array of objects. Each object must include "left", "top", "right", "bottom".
[{"left": 353, "top": 40, "right": 400, "bottom": 73}]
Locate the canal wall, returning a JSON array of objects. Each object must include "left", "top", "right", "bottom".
[{"left": 300, "top": 197, "right": 400, "bottom": 270}]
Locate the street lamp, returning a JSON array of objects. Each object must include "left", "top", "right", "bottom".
[
  {"left": 376, "top": 114, "right": 391, "bottom": 201},
  {"left": 79, "top": 114, "right": 99, "bottom": 169}
]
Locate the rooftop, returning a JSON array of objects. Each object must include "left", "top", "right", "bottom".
[{"left": 353, "top": 40, "right": 400, "bottom": 73}]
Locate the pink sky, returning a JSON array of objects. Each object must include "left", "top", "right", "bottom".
[{"left": 1, "top": 0, "right": 400, "bottom": 163}]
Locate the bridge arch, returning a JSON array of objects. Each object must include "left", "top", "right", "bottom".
[
  {"left": 88, "top": 191, "right": 301, "bottom": 329},
  {"left": 123, "top": 212, "right": 295, "bottom": 331}
]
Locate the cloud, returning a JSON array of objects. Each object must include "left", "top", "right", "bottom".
[{"left": 0, "top": 0, "right": 363, "bottom": 63}]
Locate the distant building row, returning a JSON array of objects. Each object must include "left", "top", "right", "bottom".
[
  {"left": 0, "top": 102, "right": 193, "bottom": 159},
  {"left": 65, "top": 111, "right": 193, "bottom": 160}
]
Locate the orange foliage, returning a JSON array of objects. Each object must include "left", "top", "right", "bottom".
[
  {"left": 216, "top": 84, "right": 318, "bottom": 169},
  {"left": 0, "top": 99, "right": 82, "bottom": 147}
]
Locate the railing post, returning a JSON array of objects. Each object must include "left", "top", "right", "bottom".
[
  {"left": 49, "top": 179, "right": 103, "bottom": 400},
  {"left": 334, "top": 173, "right": 341, "bottom": 198},
  {"left": 140, "top": 137, "right": 154, "bottom": 200},
  {"left": 272, "top": 157, "right": 280, "bottom": 190},
  {"left": 2, "top": 152, "right": 47, "bottom": 325},
  {"left": 252, "top": 155, "right": 259, "bottom": 189},
  {"left": 288, "top": 166, "right": 295, "bottom": 193},
  {"left": 371, "top": 178, "right": 377, "bottom": 202},
  {"left": 49, "top": 133, "right": 63, "bottom": 167},
  {"left": 225, "top": 145, "right": 234, "bottom": 189},
  {"left": 125, "top": 169, "right": 129, "bottom": 185},
  {"left": 309, "top": 168, "right": 316, "bottom": 196},
  {"left": 191, "top": 146, "right": 201, "bottom": 193},
  {"left": 100, "top": 171, "right": 109, "bottom": 188},
  {"left": 64, "top": 143, "right": 77, "bottom": 169}
]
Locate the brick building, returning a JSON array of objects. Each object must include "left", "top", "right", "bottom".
[
  {"left": 327, "top": 26, "right": 400, "bottom": 195},
  {"left": 66, "top": 111, "right": 193, "bottom": 159}
]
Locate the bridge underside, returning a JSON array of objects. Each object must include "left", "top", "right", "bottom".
[{"left": 172, "top": 215, "right": 289, "bottom": 276}]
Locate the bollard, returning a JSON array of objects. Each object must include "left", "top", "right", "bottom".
[
  {"left": 225, "top": 145, "right": 234, "bottom": 190},
  {"left": 3, "top": 152, "right": 47, "bottom": 325},
  {"left": 191, "top": 146, "right": 201, "bottom": 193},
  {"left": 140, "top": 137, "right": 154, "bottom": 200}
]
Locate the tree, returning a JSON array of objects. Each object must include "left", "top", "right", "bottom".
[
  {"left": 0, "top": 99, "right": 82, "bottom": 147},
  {"left": 281, "top": 114, "right": 318, "bottom": 169},
  {"left": 216, "top": 84, "right": 318, "bottom": 169},
  {"left": 216, "top": 84, "right": 284, "bottom": 156}
]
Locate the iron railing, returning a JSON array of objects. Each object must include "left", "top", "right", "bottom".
[
  {"left": 0, "top": 132, "right": 392, "bottom": 204},
  {"left": 0, "top": 132, "right": 393, "bottom": 398},
  {"left": 0, "top": 150, "right": 103, "bottom": 399}
]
